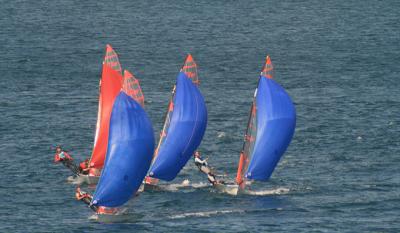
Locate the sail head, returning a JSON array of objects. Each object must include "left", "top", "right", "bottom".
[
  {"left": 123, "top": 70, "right": 145, "bottom": 107},
  {"left": 104, "top": 44, "right": 122, "bottom": 74},
  {"left": 260, "top": 55, "right": 273, "bottom": 79},
  {"left": 180, "top": 54, "right": 199, "bottom": 85}
]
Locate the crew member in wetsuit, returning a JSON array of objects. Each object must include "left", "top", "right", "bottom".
[
  {"left": 194, "top": 151, "right": 210, "bottom": 173},
  {"left": 76, "top": 187, "right": 120, "bottom": 214},
  {"left": 194, "top": 151, "right": 221, "bottom": 185},
  {"left": 75, "top": 187, "right": 99, "bottom": 212},
  {"left": 75, "top": 187, "right": 92, "bottom": 205},
  {"left": 78, "top": 159, "right": 90, "bottom": 175},
  {"left": 54, "top": 146, "right": 80, "bottom": 175}
]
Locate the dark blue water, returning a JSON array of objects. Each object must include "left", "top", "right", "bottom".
[{"left": 1, "top": 0, "right": 399, "bottom": 232}]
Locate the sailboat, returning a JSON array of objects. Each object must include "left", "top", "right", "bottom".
[
  {"left": 144, "top": 54, "right": 207, "bottom": 188},
  {"left": 91, "top": 91, "right": 154, "bottom": 215},
  {"left": 216, "top": 56, "right": 296, "bottom": 195},
  {"left": 58, "top": 45, "right": 146, "bottom": 185}
]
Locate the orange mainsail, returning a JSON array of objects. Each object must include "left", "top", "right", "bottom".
[
  {"left": 89, "top": 60, "right": 123, "bottom": 169},
  {"left": 93, "top": 45, "right": 122, "bottom": 149}
]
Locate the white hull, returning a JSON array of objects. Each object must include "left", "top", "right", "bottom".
[
  {"left": 214, "top": 184, "right": 241, "bottom": 196},
  {"left": 89, "top": 208, "right": 135, "bottom": 223},
  {"left": 214, "top": 184, "right": 290, "bottom": 196},
  {"left": 67, "top": 174, "right": 100, "bottom": 185},
  {"left": 142, "top": 182, "right": 162, "bottom": 192}
]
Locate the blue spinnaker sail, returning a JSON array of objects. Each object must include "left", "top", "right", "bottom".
[
  {"left": 149, "top": 72, "right": 207, "bottom": 181},
  {"left": 92, "top": 92, "right": 155, "bottom": 207},
  {"left": 245, "top": 76, "right": 296, "bottom": 181}
]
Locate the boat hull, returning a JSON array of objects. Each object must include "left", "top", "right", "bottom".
[
  {"left": 214, "top": 184, "right": 240, "bottom": 196},
  {"left": 67, "top": 174, "right": 100, "bottom": 185}
]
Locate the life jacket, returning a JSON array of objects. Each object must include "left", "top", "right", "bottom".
[
  {"left": 54, "top": 151, "right": 73, "bottom": 163},
  {"left": 79, "top": 159, "right": 89, "bottom": 170},
  {"left": 97, "top": 206, "right": 118, "bottom": 215},
  {"left": 54, "top": 154, "right": 61, "bottom": 163}
]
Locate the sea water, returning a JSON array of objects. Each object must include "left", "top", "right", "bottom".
[{"left": 0, "top": 0, "right": 399, "bottom": 232}]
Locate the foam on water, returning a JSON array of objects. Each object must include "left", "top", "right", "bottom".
[
  {"left": 168, "top": 209, "right": 245, "bottom": 219},
  {"left": 89, "top": 208, "right": 139, "bottom": 223},
  {"left": 2, "top": 0, "right": 399, "bottom": 231},
  {"left": 217, "top": 131, "right": 226, "bottom": 138},
  {"left": 243, "top": 187, "right": 290, "bottom": 196},
  {"left": 157, "top": 179, "right": 210, "bottom": 191},
  {"left": 67, "top": 175, "right": 83, "bottom": 185}
]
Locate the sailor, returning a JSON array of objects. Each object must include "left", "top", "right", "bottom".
[
  {"left": 75, "top": 187, "right": 102, "bottom": 212},
  {"left": 54, "top": 146, "right": 73, "bottom": 162},
  {"left": 194, "top": 151, "right": 224, "bottom": 185},
  {"left": 194, "top": 151, "right": 210, "bottom": 174},
  {"left": 54, "top": 146, "right": 80, "bottom": 174},
  {"left": 75, "top": 187, "right": 92, "bottom": 205},
  {"left": 79, "top": 159, "right": 90, "bottom": 175}
]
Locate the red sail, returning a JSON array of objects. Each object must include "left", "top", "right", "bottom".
[
  {"left": 89, "top": 64, "right": 123, "bottom": 168},
  {"left": 260, "top": 55, "right": 273, "bottom": 79},
  {"left": 180, "top": 54, "right": 199, "bottom": 85},
  {"left": 93, "top": 45, "right": 122, "bottom": 150},
  {"left": 104, "top": 44, "right": 122, "bottom": 74},
  {"left": 122, "top": 70, "right": 145, "bottom": 107}
]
